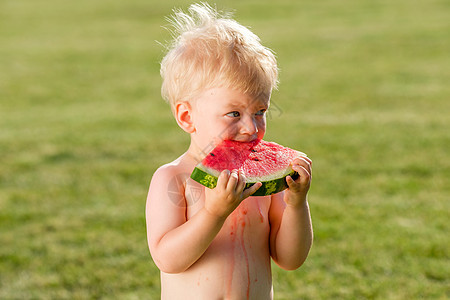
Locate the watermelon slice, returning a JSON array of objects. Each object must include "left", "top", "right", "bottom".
[{"left": 190, "top": 139, "right": 306, "bottom": 196}]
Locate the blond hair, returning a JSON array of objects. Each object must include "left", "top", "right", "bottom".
[{"left": 160, "top": 2, "right": 279, "bottom": 108}]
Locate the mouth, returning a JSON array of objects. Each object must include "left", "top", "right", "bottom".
[{"left": 229, "top": 137, "right": 261, "bottom": 143}]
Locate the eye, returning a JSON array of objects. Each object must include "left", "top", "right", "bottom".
[
  {"left": 226, "top": 111, "right": 240, "bottom": 118},
  {"left": 255, "top": 109, "right": 266, "bottom": 116}
]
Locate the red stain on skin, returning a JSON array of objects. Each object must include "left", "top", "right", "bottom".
[
  {"left": 226, "top": 201, "right": 266, "bottom": 299},
  {"left": 226, "top": 213, "right": 238, "bottom": 298},
  {"left": 240, "top": 219, "right": 250, "bottom": 299},
  {"left": 256, "top": 200, "right": 264, "bottom": 223},
  {"left": 226, "top": 203, "right": 252, "bottom": 299}
]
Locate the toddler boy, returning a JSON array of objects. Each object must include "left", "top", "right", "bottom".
[{"left": 146, "top": 3, "right": 313, "bottom": 299}]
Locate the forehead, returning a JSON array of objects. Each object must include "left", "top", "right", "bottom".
[
  {"left": 197, "top": 87, "right": 270, "bottom": 109},
  {"left": 224, "top": 97, "right": 269, "bottom": 109}
]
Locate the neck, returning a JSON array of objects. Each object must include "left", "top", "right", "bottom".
[{"left": 186, "top": 140, "right": 209, "bottom": 164}]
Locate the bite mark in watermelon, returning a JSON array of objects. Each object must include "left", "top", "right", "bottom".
[{"left": 190, "top": 139, "right": 306, "bottom": 196}]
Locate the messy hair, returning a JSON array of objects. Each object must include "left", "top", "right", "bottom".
[{"left": 160, "top": 2, "right": 279, "bottom": 108}]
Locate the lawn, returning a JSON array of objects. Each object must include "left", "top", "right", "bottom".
[{"left": 0, "top": 0, "right": 449, "bottom": 299}]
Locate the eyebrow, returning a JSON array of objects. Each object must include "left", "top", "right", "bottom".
[
  {"left": 224, "top": 101, "right": 246, "bottom": 110},
  {"left": 224, "top": 100, "right": 268, "bottom": 111}
]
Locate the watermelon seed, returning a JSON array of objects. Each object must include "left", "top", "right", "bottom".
[
  {"left": 251, "top": 149, "right": 257, "bottom": 152},
  {"left": 210, "top": 153, "right": 215, "bottom": 157},
  {"left": 252, "top": 158, "right": 260, "bottom": 161}
]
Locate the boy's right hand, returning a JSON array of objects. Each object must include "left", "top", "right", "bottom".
[{"left": 204, "top": 169, "right": 262, "bottom": 219}]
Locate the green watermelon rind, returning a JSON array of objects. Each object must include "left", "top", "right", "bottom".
[{"left": 190, "top": 166, "right": 298, "bottom": 196}]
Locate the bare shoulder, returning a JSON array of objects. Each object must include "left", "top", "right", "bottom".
[
  {"left": 150, "top": 154, "right": 193, "bottom": 188},
  {"left": 146, "top": 156, "right": 195, "bottom": 251},
  {"left": 151, "top": 161, "right": 183, "bottom": 186},
  {"left": 146, "top": 154, "right": 196, "bottom": 244},
  {"left": 147, "top": 153, "right": 197, "bottom": 208}
]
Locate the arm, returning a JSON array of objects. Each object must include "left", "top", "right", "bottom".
[
  {"left": 269, "top": 156, "right": 313, "bottom": 270},
  {"left": 146, "top": 167, "right": 261, "bottom": 274}
]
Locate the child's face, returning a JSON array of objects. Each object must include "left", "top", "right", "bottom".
[{"left": 192, "top": 87, "right": 269, "bottom": 152}]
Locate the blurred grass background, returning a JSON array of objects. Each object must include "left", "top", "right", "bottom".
[{"left": 0, "top": 0, "right": 449, "bottom": 299}]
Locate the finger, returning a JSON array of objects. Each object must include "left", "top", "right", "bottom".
[
  {"left": 242, "top": 182, "right": 263, "bottom": 198},
  {"left": 292, "top": 157, "right": 312, "bottom": 174},
  {"left": 236, "top": 170, "right": 247, "bottom": 192},
  {"left": 226, "top": 169, "right": 239, "bottom": 191},
  {"left": 286, "top": 175, "right": 296, "bottom": 188},
  {"left": 296, "top": 155, "right": 312, "bottom": 164},
  {"left": 216, "top": 169, "right": 230, "bottom": 190},
  {"left": 302, "top": 156, "right": 312, "bottom": 164},
  {"left": 291, "top": 165, "right": 311, "bottom": 185},
  {"left": 292, "top": 156, "right": 312, "bottom": 168}
]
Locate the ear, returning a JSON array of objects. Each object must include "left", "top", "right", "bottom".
[{"left": 174, "top": 101, "right": 195, "bottom": 133}]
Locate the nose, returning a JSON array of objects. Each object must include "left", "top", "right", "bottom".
[{"left": 239, "top": 115, "right": 258, "bottom": 136}]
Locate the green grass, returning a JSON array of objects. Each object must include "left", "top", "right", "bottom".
[{"left": 1, "top": 0, "right": 449, "bottom": 299}]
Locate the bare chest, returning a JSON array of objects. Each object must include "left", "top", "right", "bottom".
[{"left": 184, "top": 178, "right": 270, "bottom": 230}]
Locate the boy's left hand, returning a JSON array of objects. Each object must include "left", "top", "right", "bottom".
[{"left": 285, "top": 156, "right": 312, "bottom": 207}]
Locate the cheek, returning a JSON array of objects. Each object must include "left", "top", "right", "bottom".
[
  {"left": 215, "top": 120, "right": 238, "bottom": 139},
  {"left": 257, "top": 118, "right": 266, "bottom": 130},
  {"left": 257, "top": 119, "right": 266, "bottom": 137},
  {"left": 198, "top": 117, "right": 234, "bottom": 141}
]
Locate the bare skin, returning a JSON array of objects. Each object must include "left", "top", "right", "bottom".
[{"left": 146, "top": 87, "right": 313, "bottom": 299}]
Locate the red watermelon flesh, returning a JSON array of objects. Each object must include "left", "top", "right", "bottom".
[{"left": 190, "top": 139, "right": 306, "bottom": 196}]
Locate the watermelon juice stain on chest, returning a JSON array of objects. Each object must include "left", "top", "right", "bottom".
[{"left": 225, "top": 200, "right": 255, "bottom": 299}]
